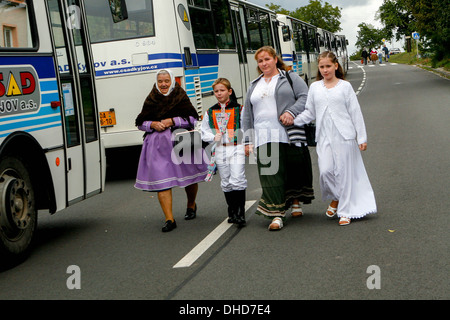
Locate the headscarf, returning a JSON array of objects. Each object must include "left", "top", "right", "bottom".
[{"left": 135, "top": 69, "right": 199, "bottom": 127}]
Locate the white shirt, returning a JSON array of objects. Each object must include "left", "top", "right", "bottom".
[
  {"left": 250, "top": 74, "right": 289, "bottom": 148},
  {"left": 294, "top": 80, "right": 367, "bottom": 145}
]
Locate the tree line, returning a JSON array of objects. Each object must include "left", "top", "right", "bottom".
[{"left": 265, "top": 0, "right": 448, "bottom": 65}]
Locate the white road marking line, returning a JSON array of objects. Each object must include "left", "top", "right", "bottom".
[{"left": 173, "top": 200, "right": 256, "bottom": 268}]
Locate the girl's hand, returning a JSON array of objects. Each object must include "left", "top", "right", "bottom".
[
  {"left": 245, "top": 144, "right": 254, "bottom": 157},
  {"left": 214, "top": 133, "right": 223, "bottom": 142},
  {"left": 359, "top": 143, "right": 367, "bottom": 151},
  {"left": 279, "top": 112, "right": 294, "bottom": 126}
]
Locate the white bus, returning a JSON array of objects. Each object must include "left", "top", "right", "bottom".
[
  {"left": 316, "top": 28, "right": 348, "bottom": 73},
  {"left": 82, "top": 0, "right": 282, "bottom": 151},
  {"left": 0, "top": 0, "right": 120, "bottom": 263},
  {"left": 83, "top": 0, "right": 349, "bottom": 152},
  {"left": 277, "top": 14, "right": 319, "bottom": 86},
  {"left": 335, "top": 34, "right": 349, "bottom": 73}
]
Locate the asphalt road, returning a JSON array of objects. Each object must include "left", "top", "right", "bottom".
[{"left": 1, "top": 61, "right": 448, "bottom": 304}]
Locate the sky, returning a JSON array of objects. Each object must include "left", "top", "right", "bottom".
[{"left": 246, "top": 0, "right": 403, "bottom": 54}]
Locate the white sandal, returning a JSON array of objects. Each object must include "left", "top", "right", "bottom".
[
  {"left": 339, "top": 217, "right": 351, "bottom": 226},
  {"left": 326, "top": 205, "right": 337, "bottom": 218},
  {"left": 268, "top": 217, "right": 283, "bottom": 231},
  {"left": 291, "top": 204, "right": 303, "bottom": 217}
]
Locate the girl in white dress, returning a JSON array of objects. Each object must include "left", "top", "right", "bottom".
[{"left": 294, "top": 51, "right": 377, "bottom": 225}]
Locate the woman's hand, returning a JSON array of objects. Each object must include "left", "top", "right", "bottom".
[
  {"left": 161, "top": 118, "right": 174, "bottom": 128},
  {"left": 279, "top": 112, "right": 294, "bottom": 126},
  {"left": 359, "top": 143, "right": 367, "bottom": 151},
  {"left": 245, "top": 144, "right": 254, "bottom": 157},
  {"left": 151, "top": 121, "right": 167, "bottom": 132}
]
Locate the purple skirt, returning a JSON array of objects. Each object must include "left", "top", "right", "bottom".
[{"left": 135, "top": 128, "right": 208, "bottom": 192}]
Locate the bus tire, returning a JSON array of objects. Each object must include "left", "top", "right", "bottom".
[{"left": 0, "top": 155, "right": 37, "bottom": 267}]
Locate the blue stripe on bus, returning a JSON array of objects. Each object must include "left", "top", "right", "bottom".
[
  {"left": 200, "top": 73, "right": 218, "bottom": 82},
  {"left": 0, "top": 104, "right": 61, "bottom": 123},
  {"left": 40, "top": 80, "right": 59, "bottom": 92},
  {"left": 0, "top": 115, "right": 61, "bottom": 132},
  {"left": 41, "top": 91, "right": 60, "bottom": 105},
  {"left": 0, "top": 56, "right": 56, "bottom": 78},
  {"left": 197, "top": 54, "right": 219, "bottom": 67},
  {"left": 0, "top": 122, "right": 62, "bottom": 139},
  {"left": 148, "top": 53, "right": 183, "bottom": 61}
]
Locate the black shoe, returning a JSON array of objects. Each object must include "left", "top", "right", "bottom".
[
  {"left": 184, "top": 204, "right": 197, "bottom": 220},
  {"left": 224, "top": 192, "right": 237, "bottom": 223},
  {"left": 162, "top": 220, "right": 177, "bottom": 232},
  {"left": 235, "top": 190, "right": 246, "bottom": 228}
]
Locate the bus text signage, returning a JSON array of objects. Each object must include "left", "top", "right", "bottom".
[{"left": 0, "top": 66, "right": 40, "bottom": 117}]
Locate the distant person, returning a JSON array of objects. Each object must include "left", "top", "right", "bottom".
[
  {"left": 293, "top": 51, "right": 377, "bottom": 226},
  {"left": 361, "top": 48, "right": 369, "bottom": 65},
  {"left": 201, "top": 78, "right": 247, "bottom": 228},
  {"left": 370, "top": 48, "right": 377, "bottom": 64},
  {"left": 378, "top": 47, "right": 383, "bottom": 64},
  {"left": 134, "top": 69, "right": 208, "bottom": 232},
  {"left": 382, "top": 45, "right": 390, "bottom": 62}
]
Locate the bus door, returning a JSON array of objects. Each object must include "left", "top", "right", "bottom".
[
  {"left": 47, "top": 0, "right": 102, "bottom": 204},
  {"left": 231, "top": 4, "right": 250, "bottom": 100}
]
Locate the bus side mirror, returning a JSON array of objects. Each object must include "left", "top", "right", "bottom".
[
  {"left": 108, "top": 0, "right": 128, "bottom": 23},
  {"left": 282, "top": 26, "right": 291, "bottom": 42}
]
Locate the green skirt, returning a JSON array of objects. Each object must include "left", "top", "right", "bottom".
[{"left": 255, "top": 143, "right": 314, "bottom": 220}]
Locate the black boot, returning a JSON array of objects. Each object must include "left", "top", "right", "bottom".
[
  {"left": 234, "top": 190, "right": 246, "bottom": 228},
  {"left": 224, "top": 192, "right": 237, "bottom": 223}
]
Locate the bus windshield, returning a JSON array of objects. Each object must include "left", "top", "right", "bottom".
[{"left": 85, "top": 0, "right": 154, "bottom": 43}]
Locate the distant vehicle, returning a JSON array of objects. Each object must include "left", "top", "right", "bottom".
[{"left": 390, "top": 48, "right": 402, "bottom": 55}]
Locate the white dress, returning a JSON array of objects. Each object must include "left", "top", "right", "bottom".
[{"left": 295, "top": 80, "right": 377, "bottom": 219}]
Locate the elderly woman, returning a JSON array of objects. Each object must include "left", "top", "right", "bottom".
[
  {"left": 242, "top": 46, "right": 314, "bottom": 231},
  {"left": 135, "top": 69, "right": 208, "bottom": 232}
]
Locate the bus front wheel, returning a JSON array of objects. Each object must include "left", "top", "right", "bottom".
[{"left": 0, "top": 156, "right": 37, "bottom": 265}]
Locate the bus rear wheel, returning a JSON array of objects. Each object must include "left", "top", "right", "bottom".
[{"left": 0, "top": 156, "right": 37, "bottom": 266}]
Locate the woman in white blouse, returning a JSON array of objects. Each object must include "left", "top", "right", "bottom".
[
  {"left": 294, "top": 51, "right": 377, "bottom": 225},
  {"left": 242, "top": 46, "right": 314, "bottom": 231}
]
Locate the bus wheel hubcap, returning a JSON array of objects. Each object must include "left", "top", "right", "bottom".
[{"left": 0, "top": 175, "right": 32, "bottom": 233}]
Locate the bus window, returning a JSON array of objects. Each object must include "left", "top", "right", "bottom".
[
  {"left": 189, "top": 3, "right": 215, "bottom": 49},
  {"left": 308, "top": 27, "right": 318, "bottom": 53},
  {"left": 247, "top": 8, "right": 261, "bottom": 50},
  {"left": 189, "top": 0, "right": 235, "bottom": 50},
  {"left": 68, "top": 0, "right": 98, "bottom": 143},
  {"left": 85, "top": 0, "right": 154, "bottom": 43},
  {"left": 48, "top": 0, "right": 81, "bottom": 147},
  {"left": 211, "top": 0, "right": 234, "bottom": 50},
  {"left": 259, "top": 12, "right": 272, "bottom": 47},
  {"left": 293, "top": 22, "right": 304, "bottom": 52},
  {"left": 0, "top": 0, "right": 35, "bottom": 49}
]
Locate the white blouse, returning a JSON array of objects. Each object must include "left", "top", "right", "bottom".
[
  {"left": 250, "top": 74, "right": 289, "bottom": 148},
  {"left": 294, "top": 80, "right": 367, "bottom": 145}
]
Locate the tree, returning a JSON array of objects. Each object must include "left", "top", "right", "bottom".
[
  {"left": 377, "top": 0, "right": 449, "bottom": 62},
  {"left": 265, "top": 2, "right": 290, "bottom": 15},
  {"left": 355, "top": 23, "right": 386, "bottom": 50},
  {"left": 376, "top": 0, "right": 416, "bottom": 41},
  {"left": 292, "top": 0, "right": 342, "bottom": 32},
  {"left": 266, "top": 0, "right": 342, "bottom": 33}
]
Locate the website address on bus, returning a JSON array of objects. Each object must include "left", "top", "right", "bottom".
[{"left": 96, "top": 62, "right": 183, "bottom": 77}]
